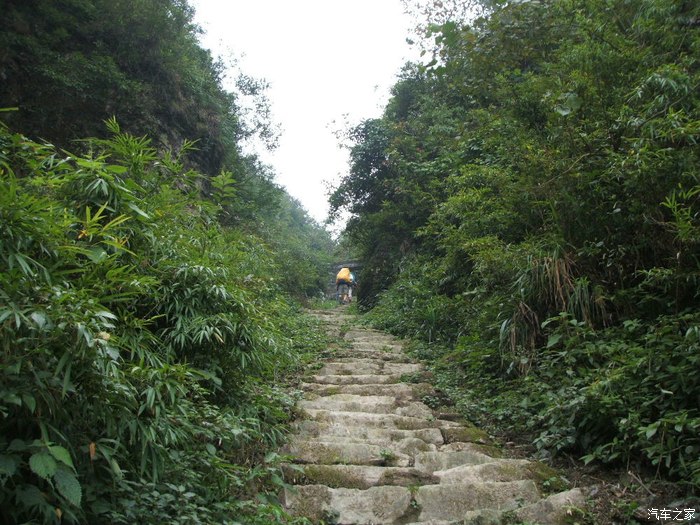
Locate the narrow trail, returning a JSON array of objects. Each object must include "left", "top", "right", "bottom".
[{"left": 281, "top": 307, "right": 585, "bottom": 525}]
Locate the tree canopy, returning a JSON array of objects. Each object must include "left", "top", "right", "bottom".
[{"left": 333, "top": 0, "right": 700, "bottom": 492}]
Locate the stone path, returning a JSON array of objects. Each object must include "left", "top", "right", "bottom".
[{"left": 282, "top": 308, "right": 585, "bottom": 525}]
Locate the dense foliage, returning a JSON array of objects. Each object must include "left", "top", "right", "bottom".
[
  {"left": 332, "top": 0, "right": 700, "bottom": 491},
  {"left": 0, "top": 120, "right": 329, "bottom": 524},
  {"left": 0, "top": 0, "right": 276, "bottom": 176},
  {"left": 0, "top": 1, "right": 335, "bottom": 523}
]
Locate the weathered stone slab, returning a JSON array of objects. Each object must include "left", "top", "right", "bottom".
[
  {"left": 283, "top": 439, "right": 411, "bottom": 467},
  {"left": 434, "top": 459, "right": 533, "bottom": 484},
  {"left": 513, "top": 488, "right": 586, "bottom": 525},
  {"left": 414, "top": 449, "right": 496, "bottom": 474},
  {"left": 394, "top": 437, "right": 438, "bottom": 456},
  {"left": 396, "top": 402, "right": 435, "bottom": 419},
  {"left": 293, "top": 420, "right": 445, "bottom": 445},
  {"left": 318, "top": 360, "right": 385, "bottom": 375},
  {"left": 383, "top": 362, "right": 424, "bottom": 375},
  {"left": 284, "top": 484, "right": 413, "bottom": 523},
  {"left": 415, "top": 481, "right": 540, "bottom": 521},
  {"left": 284, "top": 464, "right": 439, "bottom": 489},
  {"left": 300, "top": 382, "right": 433, "bottom": 400},
  {"left": 301, "top": 409, "right": 457, "bottom": 431},
  {"left": 298, "top": 394, "right": 397, "bottom": 414},
  {"left": 441, "top": 425, "right": 492, "bottom": 445},
  {"left": 299, "top": 395, "right": 434, "bottom": 419},
  {"left": 307, "top": 373, "right": 402, "bottom": 384},
  {"left": 282, "top": 484, "right": 331, "bottom": 522},
  {"left": 345, "top": 328, "right": 398, "bottom": 341},
  {"left": 438, "top": 441, "right": 504, "bottom": 458},
  {"left": 332, "top": 350, "right": 412, "bottom": 362},
  {"left": 332, "top": 485, "right": 412, "bottom": 524}
]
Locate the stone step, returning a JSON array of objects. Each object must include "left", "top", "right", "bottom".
[
  {"left": 344, "top": 328, "right": 399, "bottom": 341},
  {"left": 350, "top": 345, "right": 404, "bottom": 354},
  {"left": 283, "top": 464, "right": 439, "bottom": 489},
  {"left": 414, "top": 480, "right": 541, "bottom": 522},
  {"left": 307, "top": 373, "right": 403, "bottom": 385},
  {"left": 513, "top": 488, "right": 586, "bottom": 525},
  {"left": 299, "top": 395, "right": 434, "bottom": 418},
  {"left": 293, "top": 419, "right": 445, "bottom": 445},
  {"left": 284, "top": 310, "right": 586, "bottom": 524},
  {"left": 300, "top": 409, "right": 460, "bottom": 431},
  {"left": 292, "top": 434, "right": 439, "bottom": 454},
  {"left": 282, "top": 439, "right": 412, "bottom": 467},
  {"left": 284, "top": 480, "right": 541, "bottom": 524},
  {"left": 414, "top": 448, "right": 497, "bottom": 474},
  {"left": 434, "top": 459, "right": 534, "bottom": 484},
  {"left": 300, "top": 382, "right": 434, "bottom": 400},
  {"left": 300, "top": 394, "right": 397, "bottom": 413},
  {"left": 317, "top": 361, "right": 423, "bottom": 376},
  {"left": 282, "top": 435, "right": 437, "bottom": 467},
  {"left": 404, "top": 488, "right": 586, "bottom": 525},
  {"left": 330, "top": 351, "right": 411, "bottom": 362},
  {"left": 283, "top": 484, "right": 413, "bottom": 524}
]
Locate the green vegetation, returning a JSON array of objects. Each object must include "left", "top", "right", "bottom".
[
  {"left": 0, "top": 119, "right": 329, "bottom": 524},
  {"left": 0, "top": 1, "right": 334, "bottom": 523},
  {"left": 3, "top": 0, "right": 700, "bottom": 521},
  {"left": 332, "top": 0, "right": 700, "bottom": 493}
]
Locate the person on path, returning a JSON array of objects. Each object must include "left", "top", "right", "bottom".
[{"left": 336, "top": 267, "right": 352, "bottom": 304}]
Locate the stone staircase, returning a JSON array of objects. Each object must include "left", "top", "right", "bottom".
[{"left": 281, "top": 308, "right": 585, "bottom": 525}]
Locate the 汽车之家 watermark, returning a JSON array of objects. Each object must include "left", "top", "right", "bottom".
[{"left": 647, "top": 508, "right": 697, "bottom": 522}]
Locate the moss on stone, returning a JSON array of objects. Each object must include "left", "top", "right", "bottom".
[
  {"left": 441, "top": 425, "right": 493, "bottom": 445},
  {"left": 526, "top": 461, "right": 570, "bottom": 493},
  {"left": 411, "top": 383, "right": 436, "bottom": 398},
  {"left": 301, "top": 465, "right": 369, "bottom": 489},
  {"left": 470, "top": 443, "right": 504, "bottom": 458}
]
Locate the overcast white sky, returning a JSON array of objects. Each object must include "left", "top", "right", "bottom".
[{"left": 189, "top": 0, "right": 418, "bottom": 224}]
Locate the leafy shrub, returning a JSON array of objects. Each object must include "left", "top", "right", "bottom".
[{"left": 0, "top": 121, "right": 323, "bottom": 523}]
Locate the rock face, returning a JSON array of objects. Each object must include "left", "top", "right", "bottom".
[{"left": 282, "top": 308, "right": 586, "bottom": 525}]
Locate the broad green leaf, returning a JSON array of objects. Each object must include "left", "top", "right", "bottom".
[
  {"left": 54, "top": 468, "right": 82, "bottom": 507},
  {"left": 546, "top": 333, "right": 562, "bottom": 348},
  {"left": 48, "top": 446, "right": 75, "bottom": 470},
  {"left": 29, "top": 452, "right": 57, "bottom": 480}
]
